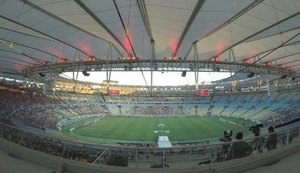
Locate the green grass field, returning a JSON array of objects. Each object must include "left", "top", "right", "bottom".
[{"left": 62, "top": 116, "right": 252, "bottom": 143}]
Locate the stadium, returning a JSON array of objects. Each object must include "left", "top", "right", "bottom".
[{"left": 0, "top": 0, "right": 300, "bottom": 173}]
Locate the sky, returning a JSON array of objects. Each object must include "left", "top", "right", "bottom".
[{"left": 62, "top": 71, "right": 231, "bottom": 86}]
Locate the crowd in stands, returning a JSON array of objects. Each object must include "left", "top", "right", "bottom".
[
  {"left": 105, "top": 90, "right": 300, "bottom": 120},
  {"left": 261, "top": 103, "right": 300, "bottom": 127},
  {"left": 137, "top": 105, "right": 179, "bottom": 116},
  {"left": 132, "top": 105, "right": 191, "bottom": 116},
  {"left": 0, "top": 88, "right": 109, "bottom": 129},
  {"left": 106, "top": 104, "right": 197, "bottom": 117},
  {"left": 105, "top": 95, "right": 211, "bottom": 103},
  {"left": 1, "top": 82, "right": 300, "bottom": 130}
]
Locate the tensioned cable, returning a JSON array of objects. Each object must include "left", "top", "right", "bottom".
[
  {"left": 61, "top": 23, "right": 70, "bottom": 62},
  {"left": 0, "top": 1, "right": 110, "bottom": 79},
  {"left": 208, "top": 31, "right": 300, "bottom": 89},
  {"left": 112, "top": 0, "right": 136, "bottom": 57},
  {"left": 127, "top": 0, "right": 131, "bottom": 28},
  {"left": 11, "top": 2, "right": 25, "bottom": 46},
  {"left": 0, "top": 37, "right": 64, "bottom": 62},
  {"left": 1, "top": 32, "right": 110, "bottom": 96},
  {"left": 0, "top": 39, "right": 43, "bottom": 65},
  {"left": 252, "top": 32, "right": 300, "bottom": 65},
  {"left": 112, "top": 0, "right": 149, "bottom": 89},
  {"left": 183, "top": 0, "right": 265, "bottom": 59},
  {"left": 270, "top": 0, "right": 284, "bottom": 44},
  {"left": 0, "top": 0, "right": 7, "bottom": 7}
]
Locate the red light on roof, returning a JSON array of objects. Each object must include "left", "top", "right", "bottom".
[
  {"left": 76, "top": 39, "right": 93, "bottom": 57},
  {"left": 42, "top": 60, "right": 49, "bottom": 65},
  {"left": 243, "top": 59, "right": 251, "bottom": 64},
  {"left": 246, "top": 50, "right": 258, "bottom": 60},
  {"left": 47, "top": 50, "right": 64, "bottom": 61},
  {"left": 215, "top": 42, "right": 224, "bottom": 56},
  {"left": 277, "top": 64, "right": 284, "bottom": 68},
  {"left": 123, "top": 36, "right": 133, "bottom": 54},
  {"left": 58, "top": 58, "right": 66, "bottom": 64},
  {"left": 265, "top": 61, "right": 272, "bottom": 66},
  {"left": 169, "top": 38, "right": 178, "bottom": 53}
]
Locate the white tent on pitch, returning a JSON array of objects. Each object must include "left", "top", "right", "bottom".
[{"left": 157, "top": 136, "right": 172, "bottom": 148}]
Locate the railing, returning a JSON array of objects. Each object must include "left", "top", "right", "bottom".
[{"left": 0, "top": 121, "right": 299, "bottom": 169}]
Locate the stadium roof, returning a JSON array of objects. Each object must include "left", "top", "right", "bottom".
[{"left": 0, "top": 0, "right": 300, "bottom": 79}]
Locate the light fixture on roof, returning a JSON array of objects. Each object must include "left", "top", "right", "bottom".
[{"left": 209, "top": 56, "right": 221, "bottom": 62}]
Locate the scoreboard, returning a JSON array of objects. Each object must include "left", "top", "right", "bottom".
[
  {"left": 108, "top": 90, "right": 120, "bottom": 96},
  {"left": 197, "top": 89, "right": 209, "bottom": 96}
]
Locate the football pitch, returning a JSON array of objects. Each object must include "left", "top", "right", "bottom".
[{"left": 63, "top": 116, "right": 251, "bottom": 143}]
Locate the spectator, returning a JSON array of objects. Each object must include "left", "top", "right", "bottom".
[
  {"left": 231, "top": 132, "right": 253, "bottom": 159},
  {"left": 265, "top": 126, "right": 277, "bottom": 150}
]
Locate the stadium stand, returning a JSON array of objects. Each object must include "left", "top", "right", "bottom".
[
  {"left": 0, "top": 87, "right": 109, "bottom": 130},
  {"left": 1, "top": 84, "right": 300, "bottom": 131}
]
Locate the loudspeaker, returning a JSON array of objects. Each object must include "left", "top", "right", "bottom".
[
  {"left": 38, "top": 72, "right": 45, "bottom": 77},
  {"left": 213, "top": 66, "right": 220, "bottom": 72},
  {"left": 281, "top": 74, "right": 287, "bottom": 79},
  {"left": 247, "top": 72, "right": 255, "bottom": 78},
  {"left": 181, "top": 71, "right": 186, "bottom": 77},
  {"left": 291, "top": 77, "right": 296, "bottom": 81},
  {"left": 82, "top": 71, "right": 90, "bottom": 76}
]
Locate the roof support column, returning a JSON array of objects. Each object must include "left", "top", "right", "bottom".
[
  {"left": 193, "top": 43, "right": 199, "bottom": 90},
  {"left": 228, "top": 49, "right": 237, "bottom": 91},
  {"left": 150, "top": 39, "right": 155, "bottom": 96},
  {"left": 42, "top": 73, "right": 58, "bottom": 95},
  {"left": 106, "top": 43, "right": 113, "bottom": 94},
  {"left": 73, "top": 51, "right": 81, "bottom": 92}
]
